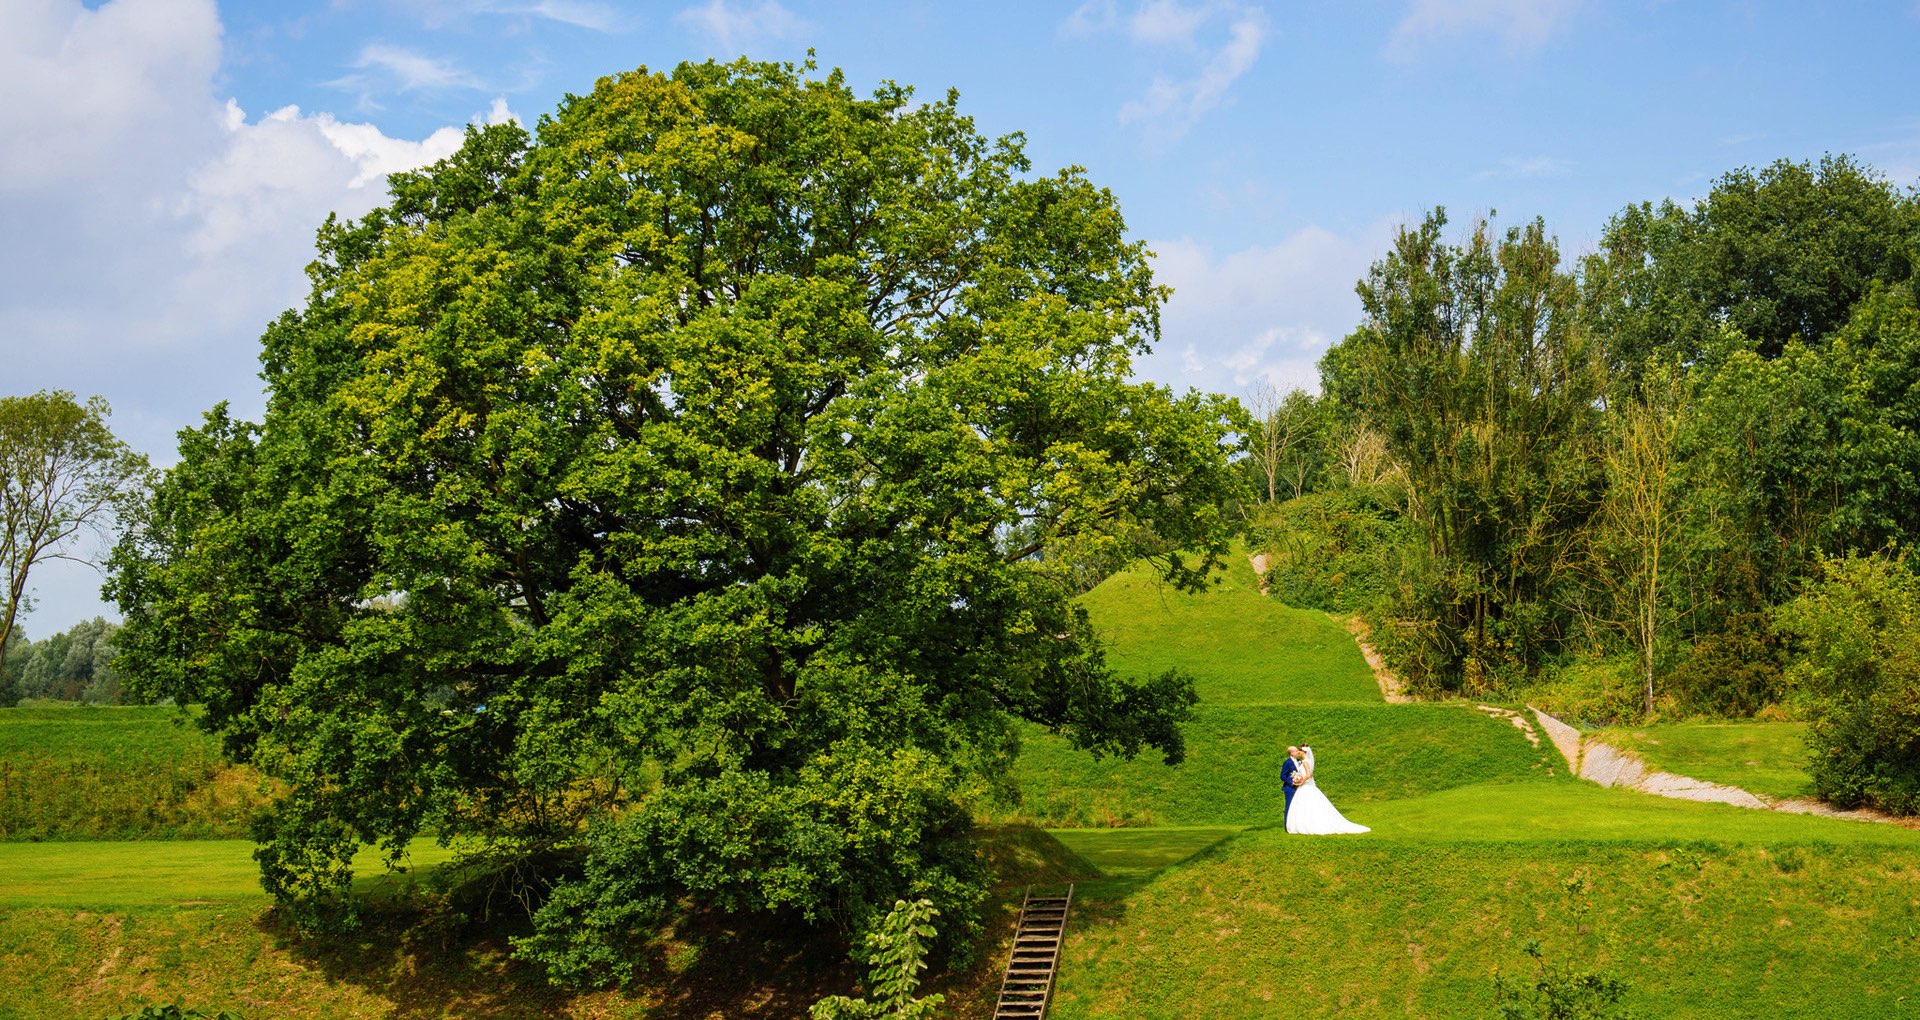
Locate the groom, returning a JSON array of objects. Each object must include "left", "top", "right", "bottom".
[{"left": 1280, "top": 745, "right": 1307, "bottom": 821}]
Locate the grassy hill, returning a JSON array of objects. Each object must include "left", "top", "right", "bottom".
[
  {"left": 995, "top": 556, "right": 1566, "bottom": 828},
  {"left": 4, "top": 554, "right": 1919, "bottom": 1018},
  {"left": 975, "top": 555, "right": 1920, "bottom": 1019}
]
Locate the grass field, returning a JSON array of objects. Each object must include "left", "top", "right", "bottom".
[
  {"left": 4, "top": 555, "right": 1919, "bottom": 1018},
  {"left": 979, "top": 556, "right": 1920, "bottom": 1019},
  {"left": 1587, "top": 721, "right": 1815, "bottom": 802}
]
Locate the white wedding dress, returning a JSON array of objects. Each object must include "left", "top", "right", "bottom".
[{"left": 1285, "top": 747, "right": 1370, "bottom": 835}]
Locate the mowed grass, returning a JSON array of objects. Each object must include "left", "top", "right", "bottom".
[
  {"left": 1046, "top": 825, "right": 1920, "bottom": 1019},
  {"left": 0, "top": 839, "right": 459, "bottom": 910},
  {"left": 988, "top": 556, "right": 1920, "bottom": 1019},
  {"left": 0, "top": 703, "right": 271, "bottom": 840},
  {"left": 998, "top": 704, "right": 1565, "bottom": 827},
  {"left": 1077, "top": 555, "right": 1381, "bottom": 705},
  {"left": 1588, "top": 721, "right": 1814, "bottom": 802}
]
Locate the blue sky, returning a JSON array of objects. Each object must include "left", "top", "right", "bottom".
[{"left": 5, "top": 0, "right": 1920, "bottom": 632}]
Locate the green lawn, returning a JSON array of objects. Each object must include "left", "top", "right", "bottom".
[
  {"left": 0, "top": 839, "right": 458, "bottom": 910},
  {"left": 1048, "top": 826, "right": 1244, "bottom": 879},
  {"left": 1046, "top": 829, "right": 1920, "bottom": 1019},
  {"left": 1076, "top": 555, "right": 1381, "bottom": 705},
  {"left": 999, "top": 703, "right": 1565, "bottom": 827},
  {"left": 1588, "top": 720, "right": 1814, "bottom": 802}
]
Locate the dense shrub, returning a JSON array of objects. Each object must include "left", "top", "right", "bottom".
[
  {"left": 1776, "top": 553, "right": 1920, "bottom": 815},
  {"left": 1667, "top": 612, "right": 1786, "bottom": 717},
  {"left": 1252, "top": 485, "right": 1409, "bottom": 614}
]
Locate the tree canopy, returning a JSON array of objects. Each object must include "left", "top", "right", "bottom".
[{"left": 108, "top": 59, "right": 1236, "bottom": 983}]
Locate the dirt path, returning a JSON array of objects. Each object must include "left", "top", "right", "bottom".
[{"left": 1343, "top": 617, "right": 1414, "bottom": 704}]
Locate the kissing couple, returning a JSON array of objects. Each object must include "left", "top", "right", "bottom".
[{"left": 1281, "top": 745, "right": 1370, "bottom": 835}]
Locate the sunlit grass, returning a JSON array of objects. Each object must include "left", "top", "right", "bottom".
[
  {"left": 1588, "top": 720, "right": 1814, "bottom": 802},
  {"left": 0, "top": 839, "right": 458, "bottom": 910},
  {"left": 0, "top": 703, "right": 269, "bottom": 840},
  {"left": 1077, "top": 554, "right": 1381, "bottom": 705}
]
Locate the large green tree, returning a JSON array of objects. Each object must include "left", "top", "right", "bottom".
[
  {"left": 109, "top": 60, "right": 1234, "bottom": 983},
  {"left": 1581, "top": 154, "right": 1917, "bottom": 390},
  {"left": 0, "top": 391, "right": 148, "bottom": 703},
  {"left": 1325, "top": 210, "right": 1604, "bottom": 689}
]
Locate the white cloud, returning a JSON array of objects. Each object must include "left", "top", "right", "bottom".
[
  {"left": 399, "top": 0, "right": 632, "bottom": 32},
  {"left": 0, "top": 0, "right": 223, "bottom": 192},
  {"left": 1128, "top": 0, "right": 1215, "bottom": 47},
  {"left": 326, "top": 44, "right": 506, "bottom": 109},
  {"left": 359, "top": 44, "right": 486, "bottom": 92},
  {"left": 1386, "top": 0, "right": 1582, "bottom": 61},
  {"left": 675, "top": 0, "right": 807, "bottom": 52},
  {"left": 0, "top": 0, "right": 499, "bottom": 631},
  {"left": 1473, "top": 155, "right": 1576, "bottom": 180},
  {"left": 1139, "top": 219, "right": 1399, "bottom": 396},
  {"left": 1068, "top": 2, "right": 1268, "bottom": 148},
  {"left": 1062, "top": 0, "right": 1118, "bottom": 36}
]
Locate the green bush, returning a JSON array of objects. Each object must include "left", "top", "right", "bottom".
[
  {"left": 1523, "top": 655, "right": 1646, "bottom": 727},
  {"left": 1776, "top": 553, "right": 1920, "bottom": 815},
  {"left": 1252, "top": 486, "right": 1409, "bottom": 614},
  {"left": 1668, "top": 612, "right": 1786, "bottom": 717}
]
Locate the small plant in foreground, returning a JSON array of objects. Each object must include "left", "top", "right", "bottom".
[
  {"left": 1493, "top": 872, "right": 1633, "bottom": 1020},
  {"left": 811, "top": 897, "right": 946, "bottom": 1019},
  {"left": 101, "top": 1006, "right": 242, "bottom": 1020}
]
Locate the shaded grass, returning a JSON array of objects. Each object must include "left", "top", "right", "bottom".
[
  {"left": 1078, "top": 556, "right": 1381, "bottom": 705},
  {"left": 998, "top": 703, "right": 1566, "bottom": 827},
  {"left": 1587, "top": 721, "right": 1814, "bottom": 802},
  {"left": 1048, "top": 827, "right": 1244, "bottom": 880},
  {"left": 0, "top": 704, "right": 270, "bottom": 841}
]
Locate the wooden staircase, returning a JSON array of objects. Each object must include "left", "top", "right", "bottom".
[{"left": 991, "top": 885, "right": 1073, "bottom": 1019}]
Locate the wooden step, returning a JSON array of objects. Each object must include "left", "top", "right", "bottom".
[{"left": 991, "top": 884, "right": 1073, "bottom": 1020}]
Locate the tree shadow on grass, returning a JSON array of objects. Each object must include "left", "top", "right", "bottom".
[
  {"left": 258, "top": 895, "right": 865, "bottom": 1019},
  {"left": 936, "top": 825, "right": 1246, "bottom": 1017},
  {"left": 254, "top": 825, "right": 1162, "bottom": 1020}
]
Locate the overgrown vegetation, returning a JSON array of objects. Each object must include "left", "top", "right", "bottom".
[{"left": 0, "top": 704, "right": 270, "bottom": 840}]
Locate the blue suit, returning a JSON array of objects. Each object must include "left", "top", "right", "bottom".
[{"left": 1280, "top": 756, "right": 1300, "bottom": 817}]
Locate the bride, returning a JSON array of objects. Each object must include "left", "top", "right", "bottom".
[{"left": 1286, "top": 746, "right": 1370, "bottom": 835}]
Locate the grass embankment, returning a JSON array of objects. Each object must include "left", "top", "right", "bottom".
[
  {"left": 980, "top": 555, "right": 1920, "bottom": 1019},
  {"left": 0, "top": 704, "right": 271, "bottom": 840},
  {"left": 1587, "top": 721, "right": 1814, "bottom": 802},
  {"left": 996, "top": 556, "right": 1565, "bottom": 828}
]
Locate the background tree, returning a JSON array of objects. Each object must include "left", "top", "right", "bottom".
[
  {"left": 1581, "top": 154, "right": 1917, "bottom": 392},
  {"left": 7, "top": 616, "right": 123, "bottom": 703},
  {"left": 1242, "top": 382, "right": 1324, "bottom": 502},
  {"left": 0, "top": 391, "right": 147, "bottom": 690},
  {"left": 109, "top": 59, "right": 1236, "bottom": 984},
  {"left": 1590, "top": 367, "right": 1690, "bottom": 716},
  {"left": 1328, "top": 210, "right": 1604, "bottom": 689}
]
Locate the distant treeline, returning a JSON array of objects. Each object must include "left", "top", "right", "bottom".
[
  {"left": 0, "top": 617, "right": 126, "bottom": 706},
  {"left": 1244, "top": 155, "right": 1920, "bottom": 812}
]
